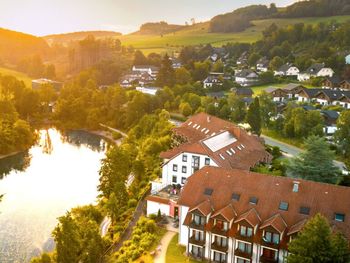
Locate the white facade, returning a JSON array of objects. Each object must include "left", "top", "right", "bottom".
[
  {"left": 317, "top": 68, "right": 335, "bottom": 78},
  {"left": 146, "top": 200, "right": 170, "bottom": 216},
  {"left": 274, "top": 66, "right": 299, "bottom": 76},
  {"left": 136, "top": 86, "right": 159, "bottom": 96},
  {"left": 161, "top": 153, "right": 218, "bottom": 187},
  {"left": 179, "top": 206, "right": 190, "bottom": 245}
]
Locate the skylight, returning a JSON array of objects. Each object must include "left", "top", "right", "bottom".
[
  {"left": 204, "top": 188, "right": 213, "bottom": 196},
  {"left": 279, "top": 201, "right": 289, "bottom": 211},
  {"left": 230, "top": 148, "right": 236, "bottom": 154},
  {"left": 193, "top": 124, "right": 197, "bottom": 128},
  {"left": 203, "top": 131, "right": 237, "bottom": 152},
  {"left": 219, "top": 154, "right": 225, "bottom": 160},
  {"left": 335, "top": 213, "right": 345, "bottom": 222},
  {"left": 232, "top": 193, "right": 240, "bottom": 201},
  {"left": 226, "top": 150, "right": 232, "bottom": 156},
  {"left": 249, "top": 197, "right": 258, "bottom": 205},
  {"left": 299, "top": 206, "right": 310, "bottom": 215},
  {"left": 188, "top": 121, "right": 192, "bottom": 126}
]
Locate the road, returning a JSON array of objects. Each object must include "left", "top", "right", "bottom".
[{"left": 261, "top": 134, "right": 347, "bottom": 174}]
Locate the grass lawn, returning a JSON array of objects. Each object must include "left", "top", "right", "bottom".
[
  {"left": 262, "top": 128, "right": 304, "bottom": 149},
  {"left": 165, "top": 233, "right": 201, "bottom": 263},
  {"left": 0, "top": 67, "right": 32, "bottom": 87},
  {"left": 119, "top": 15, "right": 350, "bottom": 54}
]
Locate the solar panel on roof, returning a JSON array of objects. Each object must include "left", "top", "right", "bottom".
[
  {"left": 204, "top": 188, "right": 213, "bottom": 196},
  {"left": 203, "top": 131, "right": 237, "bottom": 152}
]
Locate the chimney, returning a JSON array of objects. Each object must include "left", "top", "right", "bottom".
[{"left": 293, "top": 181, "right": 300, "bottom": 193}]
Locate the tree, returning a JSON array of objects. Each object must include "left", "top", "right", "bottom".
[
  {"left": 133, "top": 50, "right": 148, "bottom": 65},
  {"left": 288, "top": 214, "right": 350, "bottom": 263},
  {"left": 259, "top": 71, "right": 274, "bottom": 84},
  {"left": 287, "top": 135, "right": 340, "bottom": 183},
  {"left": 246, "top": 97, "right": 261, "bottom": 135},
  {"left": 248, "top": 53, "right": 261, "bottom": 67},
  {"left": 227, "top": 94, "right": 246, "bottom": 123},
  {"left": 269, "top": 56, "right": 284, "bottom": 70},
  {"left": 180, "top": 102, "right": 192, "bottom": 117},
  {"left": 259, "top": 92, "right": 276, "bottom": 127},
  {"left": 175, "top": 67, "right": 192, "bottom": 85},
  {"left": 156, "top": 54, "right": 175, "bottom": 87},
  {"left": 192, "top": 61, "right": 210, "bottom": 81},
  {"left": 336, "top": 110, "right": 350, "bottom": 158}
]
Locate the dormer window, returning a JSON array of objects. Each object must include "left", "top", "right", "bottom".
[
  {"left": 335, "top": 213, "right": 345, "bottom": 222},
  {"left": 240, "top": 225, "right": 253, "bottom": 237},
  {"left": 249, "top": 197, "right": 258, "bottom": 205}
]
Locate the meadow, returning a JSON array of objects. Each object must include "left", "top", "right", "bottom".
[
  {"left": 119, "top": 15, "right": 350, "bottom": 54},
  {"left": 0, "top": 67, "right": 32, "bottom": 87}
]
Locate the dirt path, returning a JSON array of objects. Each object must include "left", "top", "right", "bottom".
[{"left": 154, "top": 231, "right": 177, "bottom": 263}]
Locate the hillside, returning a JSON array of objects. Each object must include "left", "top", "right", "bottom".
[
  {"left": 135, "top": 22, "right": 185, "bottom": 35},
  {"left": 44, "top": 31, "right": 122, "bottom": 46},
  {"left": 118, "top": 15, "right": 350, "bottom": 54},
  {"left": 0, "top": 28, "right": 49, "bottom": 64},
  {"left": 0, "top": 67, "right": 32, "bottom": 88}
]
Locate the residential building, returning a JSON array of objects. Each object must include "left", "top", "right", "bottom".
[
  {"left": 236, "top": 52, "right": 249, "bottom": 66},
  {"left": 265, "top": 87, "right": 288, "bottom": 102},
  {"left": 135, "top": 86, "right": 160, "bottom": 96},
  {"left": 235, "top": 70, "right": 259, "bottom": 87},
  {"left": 274, "top": 63, "right": 299, "bottom": 77},
  {"left": 340, "top": 80, "right": 350, "bottom": 91},
  {"left": 232, "top": 88, "right": 254, "bottom": 98},
  {"left": 147, "top": 113, "right": 271, "bottom": 218},
  {"left": 170, "top": 57, "right": 182, "bottom": 69},
  {"left": 321, "top": 110, "right": 339, "bottom": 135},
  {"left": 321, "top": 76, "right": 341, "bottom": 89},
  {"left": 178, "top": 166, "right": 350, "bottom": 263},
  {"left": 281, "top": 83, "right": 305, "bottom": 99},
  {"left": 256, "top": 57, "right": 269, "bottom": 72},
  {"left": 297, "top": 88, "right": 323, "bottom": 103},
  {"left": 32, "top": 78, "right": 63, "bottom": 92},
  {"left": 297, "top": 63, "right": 334, "bottom": 81},
  {"left": 132, "top": 65, "right": 159, "bottom": 77},
  {"left": 203, "top": 75, "right": 224, "bottom": 89},
  {"left": 314, "top": 89, "right": 350, "bottom": 108}
]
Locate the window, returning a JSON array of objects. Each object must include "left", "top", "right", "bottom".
[
  {"left": 193, "top": 230, "right": 204, "bottom": 241},
  {"left": 249, "top": 197, "right": 258, "bottom": 205},
  {"left": 193, "top": 214, "right": 205, "bottom": 225},
  {"left": 279, "top": 201, "right": 289, "bottom": 211},
  {"left": 232, "top": 193, "right": 240, "bottom": 201},
  {"left": 182, "top": 154, "right": 187, "bottom": 162},
  {"left": 215, "top": 236, "right": 228, "bottom": 247},
  {"left": 192, "top": 156, "right": 200, "bottom": 172},
  {"left": 173, "top": 164, "right": 178, "bottom": 172},
  {"left": 223, "top": 221, "right": 229, "bottom": 231},
  {"left": 191, "top": 246, "right": 203, "bottom": 258},
  {"left": 237, "top": 258, "right": 249, "bottom": 263},
  {"left": 213, "top": 251, "right": 226, "bottom": 262},
  {"left": 205, "top": 158, "right": 210, "bottom": 165},
  {"left": 335, "top": 213, "right": 345, "bottom": 222},
  {"left": 204, "top": 188, "right": 213, "bottom": 196},
  {"left": 237, "top": 241, "right": 252, "bottom": 254},
  {"left": 182, "top": 166, "right": 187, "bottom": 173},
  {"left": 181, "top": 177, "right": 186, "bottom": 184},
  {"left": 264, "top": 231, "right": 280, "bottom": 244},
  {"left": 172, "top": 175, "right": 177, "bottom": 183},
  {"left": 299, "top": 206, "right": 310, "bottom": 215},
  {"left": 240, "top": 225, "right": 253, "bottom": 237}
]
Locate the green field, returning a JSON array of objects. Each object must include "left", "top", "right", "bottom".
[
  {"left": 119, "top": 15, "right": 350, "bottom": 54},
  {"left": 0, "top": 67, "right": 32, "bottom": 87}
]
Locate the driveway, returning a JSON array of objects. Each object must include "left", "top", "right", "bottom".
[{"left": 154, "top": 231, "right": 177, "bottom": 263}]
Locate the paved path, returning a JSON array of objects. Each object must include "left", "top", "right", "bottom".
[
  {"left": 262, "top": 134, "right": 347, "bottom": 173},
  {"left": 100, "top": 217, "right": 111, "bottom": 237},
  {"left": 154, "top": 231, "right": 177, "bottom": 263},
  {"left": 99, "top": 123, "right": 128, "bottom": 138}
]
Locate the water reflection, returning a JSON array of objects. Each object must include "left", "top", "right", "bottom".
[
  {"left": 0, "top": 128, "right": 106, "bottom": 262},
  {"left": 0, "top": 152, "right": 31, "bottom": 178}
]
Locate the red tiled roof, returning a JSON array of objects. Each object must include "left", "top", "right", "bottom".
[
  {"left": 212, "top": 204, "right": 237, "bottom": 222},
  {"left": 235, "top": 208, "right": 261, "bottom": 227},
  {"left": 260, "top": 214, "right": 287, "bottom": 234},
  {"left": 178, "top": 166, "right": 350, "bottom": 238},
  {"left": 160, "top": 113, "right": 271, "bottom": 170},
  {"left": 189, "top": 199, "right": 213, "bottom": 216},
  {"left": 146, "top": 196, "right": 170, "bottom": 205},
  {"left": 287, "top": 219, "right": 307, "bottom": 236}
]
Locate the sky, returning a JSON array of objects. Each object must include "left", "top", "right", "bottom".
[{"left": 0, "top": 0, "right": 295, "bottom": 36}]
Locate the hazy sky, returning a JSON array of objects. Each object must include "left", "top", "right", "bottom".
[{"left": 0, "top": 0, "right": 295, "bottom": 36}]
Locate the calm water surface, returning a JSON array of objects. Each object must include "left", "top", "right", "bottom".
[{"left": 0, "top": 128, "right": 107, "bottom": 262}]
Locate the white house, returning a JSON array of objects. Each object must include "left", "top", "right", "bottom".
[
  {"left": 256, "top": 57, "right": 269, "bottom": 72},
  {"left": 274, "top": 63, "right": 299, "bottom": 77},
  {"left": 297, "top": 63, "right": 334, "bottom": 81},
  {"left": 203, "top": 75, "right": 223, "bottom": 89},
  {"left": 135, "top": 86, "right": 160, "bottom": 96},
  {"left": 132, "top": 65, "right": 159, "bottom": 77},
  {"left": 235, "top": 69, "right": 259, "bottom": 87}
]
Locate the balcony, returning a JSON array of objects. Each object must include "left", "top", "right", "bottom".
[
  {"left": 235, "top": 233, "right": 254, "bottom": 243},
  {"left": 189, "top": 252, "right": 203, "bottom": 261},
  {"left": 260, "top": 255, "right": 278, "bottom": 263},
  {"left": 211, "top": 225, "right": 229, "bottom": 237},
  {"left": 189, "top": 221, "right": 205, "bottom": 231},
  {"left": 211, "top": 242, "right": 229, "bottom": 253},
  {"left": 189, "top": 236, "right": 205, "bottom": 247},
  {"left": 234, "top": 249, "right": 252, "bottom": 259}
]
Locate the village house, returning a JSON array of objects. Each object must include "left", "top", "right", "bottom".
[
  {"left": 256, "top": 57, "right": 269, "bottom": 72},
  {"left": 314, "top": 89, "right": 350, "bottom": 108},
  {"left": 297, "top": 63, "right": 334, "bottom": 81},
  {"left": 236, "top": 51, "right": 249, "bottom": 66},
  {"left": 203, "top": 75, "right": 224, "bottom": 89},
  {"left": 170, "top": 57, "right": 182, "bottom": 69},
  {"left": 235, "top": 69, "right": 259, "bottom": 87},
  {"left": 265, "top": 84, "right": 305, "bottom": 102},
  {"left": 274, "top": 63, "right": 299, "bottom": 77},
  {"left": 321, "top": 76, "right": 341, "bottom": 89},
  {"left": 135, "top": 86, "right": 160, "bottom": 96},
  {"left": 147, "top": 113, "right": 271, "bottom": 218},
  {"left": 340, "top": 80, "right": 350, "bottom": 91},
  {"left": 177, "top": 166, "right": 350, "bottom": 263},
  {"left": 321, "top": 110, "right": 339, "bottom": 135},
  {"left": 132, "top": 65, "right": 159, "bottom": 78},
  {"left": 297, "top": 88, "right": 323, "bottom": 103},
  {"left": 265, "top": 87, "right": 288, "bottom": 102}
]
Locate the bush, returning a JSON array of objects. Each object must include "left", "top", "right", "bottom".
[
  {"left": 112, "top": 131, "right": 123, "bottom": 140},
  {"left": 128, "top": 198, "right": 137, "bottom": 208}
]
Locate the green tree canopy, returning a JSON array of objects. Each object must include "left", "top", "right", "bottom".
[{"left": 246, "top": 97, "right": 261, "bottom": 135}]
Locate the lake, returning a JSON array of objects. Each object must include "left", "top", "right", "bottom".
[{"left": 0, "top": 128, "right": 107, "bottom": 262}]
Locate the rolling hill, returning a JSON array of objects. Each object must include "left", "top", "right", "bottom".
[
  {"left": 118, "top": 15, "right": 350, "bottom": 54},
  {"left": 43, "top": 31, "right": 122, "bottom": 46}
]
